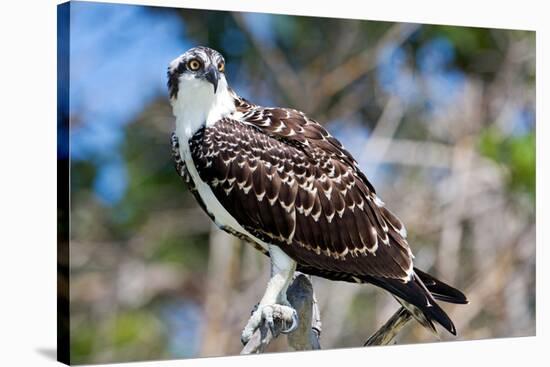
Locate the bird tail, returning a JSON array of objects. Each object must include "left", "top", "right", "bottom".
[
  {"left": 365, "top": 269, "right": 468, "bottom": 336},
  {"left": 414, "top": 267, "right": 469, "bottom": 305},
  {"left": 294, "top": 264, "right": 468, "bottom": 335}
]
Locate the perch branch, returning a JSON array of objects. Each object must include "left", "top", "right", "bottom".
[
  {"left": 240, "top": 274, "right": 321, "bottom": 354},
  {"left": 240, "top": 274, "right": 415, "bottom": 352},
  {"left": 286, "top": 274, "right": 322, "bottom": 350},
  {"left": 364, "top": 306, "right": 413, "bottom": 346}
]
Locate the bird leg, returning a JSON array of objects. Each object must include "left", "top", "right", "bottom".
[{"left": 241, "top": 246, "right": 298, "bottom": 345}]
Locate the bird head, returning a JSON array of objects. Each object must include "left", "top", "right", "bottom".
[{"left": 167, "top": 46, "right": 227, "bottom": 100}]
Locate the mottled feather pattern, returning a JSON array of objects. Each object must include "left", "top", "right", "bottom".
[
  {"left": 170, "top": 133, "right": 193, "bottom": 188},
  {"left": 170, "top": 132, "right": 213, "bottom": 219},
  {"left": 187, "top": 110, "right": 413, "bottom": 280}
]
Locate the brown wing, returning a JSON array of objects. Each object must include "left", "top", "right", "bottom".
[
  {"left": 189, "top": 113, "right": 413, "bottom": 281},
  {"left": 238, "top": 106, "right": 378, "bottom": 192}
]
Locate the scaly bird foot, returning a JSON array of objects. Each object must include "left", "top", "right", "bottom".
[{"left": 240, "top": 303, "right": 299, "bottom": 345}]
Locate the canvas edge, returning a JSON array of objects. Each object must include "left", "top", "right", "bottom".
[{"left": 57, "top": 1, "right": 71, "bottom": 365}]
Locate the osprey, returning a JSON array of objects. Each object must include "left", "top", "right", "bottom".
[{"left": 167, "top": 46, "right": 468, "bottom": 344}]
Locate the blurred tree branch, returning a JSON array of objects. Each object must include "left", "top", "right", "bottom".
[
  {"left": 232, "top": 13, "right": 307, "bottom": 108},
  {"left": 311, "top": 23, "right": 420, "bottom": 114}
]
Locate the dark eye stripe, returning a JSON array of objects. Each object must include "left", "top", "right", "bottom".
[{"left": 176, "top": 62, "right": 185, "bottom": 73}]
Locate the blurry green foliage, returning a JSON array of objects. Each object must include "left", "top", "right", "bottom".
[
  {"left": 71, "top": 322, "right": 95, "bottom": 363},
  {"left": 152, "top": 234, "right": 210, "bottom": 271},
  {"left": 110, "top": 311, "right": 163, "bottom": 348},
  {"left": 479, "top": 127, "right": 535, "bottom": 202}
]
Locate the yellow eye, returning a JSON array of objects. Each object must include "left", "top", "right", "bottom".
[
  {"left": 218, "top": 62, "right": 225, "bottom": 73},
  {"left": 188, "top": 59, "right": 201, "bottom": 71}
]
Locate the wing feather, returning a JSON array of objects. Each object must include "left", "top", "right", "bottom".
[{"left": 190, "top": 114, "right": 413, "bottom": 281}]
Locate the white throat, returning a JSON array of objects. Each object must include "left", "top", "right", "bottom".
[{"left": 171, "top": 74, "right": 236, "bottom": 141}]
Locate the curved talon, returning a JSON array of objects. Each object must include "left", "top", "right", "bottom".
[
  {"left": 280, "top": 311, "right": 299, "bottom": 334},
  {"left": 241, "top": 303, "right": 298, "bottom": 344},
  {"left": 265, "top": 307, "right": 275, "bottom": 335}
]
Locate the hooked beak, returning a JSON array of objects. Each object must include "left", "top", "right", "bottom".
[{"left": 204, "top": 65, "right": 219, "bottom": 93}]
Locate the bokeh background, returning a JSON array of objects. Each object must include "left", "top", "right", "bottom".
[{"left": 62, "top": 1, "right": 536, "bottom": 364}]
